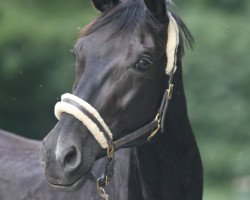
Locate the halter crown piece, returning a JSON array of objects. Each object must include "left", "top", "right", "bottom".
[
  {"left": 54, "top": 12, "right": 179, "bottom": 199},
  {"left": 166, "top": 12, "right": 180, "bottom": 75}
]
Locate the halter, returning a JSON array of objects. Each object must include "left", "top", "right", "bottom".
[{"left": 54, "top": 12, "right": 179, "bottom": 199}]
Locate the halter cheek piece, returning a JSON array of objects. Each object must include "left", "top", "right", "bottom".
[{"left": 54, "top": 12, "right": 179, "bottom": 199}]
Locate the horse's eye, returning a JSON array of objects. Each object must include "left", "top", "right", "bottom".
[{"left": 134, "top": 58, "right": 152, "bottom": 72}]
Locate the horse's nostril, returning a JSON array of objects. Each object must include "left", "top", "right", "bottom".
[{"left": 63, "top": 147, "right": 78, "bottom": 169}]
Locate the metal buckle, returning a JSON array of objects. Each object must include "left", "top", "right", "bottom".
[
  {"left": 107, "top": 145, "right": 114, "bottom": 158},
  {"left": 167, "top": 84, "right": 174, "bottom": 100},
  {"left": 148, "top": 113, "right": 161, "bottom": 141}
]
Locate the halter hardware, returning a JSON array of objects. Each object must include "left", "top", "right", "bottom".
[
  {"left": 148, "top": 112, "right": 161, "bottom": 141},
  {"left": 97, "top": 180, "right": 109, "bottom": 200},
  {"left": 167, "top": 84, "right": 174, "bottom": 100},
  {"left": 107, "top": 144, "right": 114, "bottom": 158}
]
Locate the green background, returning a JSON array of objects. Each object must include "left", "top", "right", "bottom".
[{"left": 0, "top": 0, "right": 249, "bottom": 199}]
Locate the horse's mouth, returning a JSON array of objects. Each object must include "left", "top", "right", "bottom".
[{"left": 45, "top": 171, "right": 91, "bottom": 192}]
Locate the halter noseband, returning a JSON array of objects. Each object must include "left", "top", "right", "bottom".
[
  {"left": 55, "top": 93, "right": 113, "bottom": 149},
  {"left": 54, "top": 12, "right": 179, "bottom": 199}
]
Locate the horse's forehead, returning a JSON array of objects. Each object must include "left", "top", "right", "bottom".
[{"left": 75, "top": 29, "right": 155, "bottom": 59}]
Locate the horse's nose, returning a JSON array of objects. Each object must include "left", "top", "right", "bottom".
[{"left": 56, "top": 145, "right": 81, "bottom": 173}]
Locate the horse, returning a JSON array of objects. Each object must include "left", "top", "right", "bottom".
[{"left": 0, "top": 0, "right": 203, "bottom": 199}]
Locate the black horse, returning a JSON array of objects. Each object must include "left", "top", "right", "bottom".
[{"left": 0, "top": 0, "right": 203, "bottom": 199}]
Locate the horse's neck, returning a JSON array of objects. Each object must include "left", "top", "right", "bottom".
[{"left": 126, "top": 70, "right": 203, "bottom": 200}]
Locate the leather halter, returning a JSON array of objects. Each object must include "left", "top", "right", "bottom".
[
  {"left": 54, "top": 12, "right": 179, "bottom": 199},
  {"left": 54, "top": 69, "right": 174, "bottom": 189}
]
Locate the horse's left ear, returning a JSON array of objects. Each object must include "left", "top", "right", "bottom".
[
  {"left": 143, "top": 0, "right": 166, "bottom": 21},
  {"left": 92, "top": 0, "right": 120, "bottom": 12}
]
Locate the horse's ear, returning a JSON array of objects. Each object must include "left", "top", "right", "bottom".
[
  {"left": 143, "top": 0, "right": 166, "bottom": 21},
  {"left": 92, "top": 0, "right": 120, "bottom": 12}
]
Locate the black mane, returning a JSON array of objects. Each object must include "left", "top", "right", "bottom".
[
  {"left": 84, "top": 1, "right": 145, "bottom": 37},
  {"left": 83, "top": 0, "right": 194, "bottom": 52}
]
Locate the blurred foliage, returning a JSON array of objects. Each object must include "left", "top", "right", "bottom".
[
  {"left": 175, "top": 0, "right": 250, "bottom": 199},
  {"left": 0, "top": 0, "right": 96, "bottom": 137},
  {"left": 0, "top": 0, "right": 249, "bottom": 199}
]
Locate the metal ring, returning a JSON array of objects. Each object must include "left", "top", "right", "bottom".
[
  {"left": 105, "top": 176, "right": 110, "bottom": 186},
  {"left": 107, "top": 145, "right": 114, "bottom": 158},
  {"left": 167, "top": 84, "right": 174, "bottom": 100},
  {"left": 147, "top": 120, "right": 161, "bottom": 141}
]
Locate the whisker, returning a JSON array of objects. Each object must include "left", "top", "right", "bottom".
[{"left": 50, "top": 64, "right": 75, "bottom": 76}]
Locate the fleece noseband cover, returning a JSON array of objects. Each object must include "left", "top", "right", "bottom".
[
  {"left": 54, "top": 13, "right": 179, "bottom": 149},
  {"left": 55, "top": 93, "right": 113, "bottom": 149}
]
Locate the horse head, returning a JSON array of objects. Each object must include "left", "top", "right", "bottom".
[{"left": 40, "top": 0, "right": 191, "bottom": 192}]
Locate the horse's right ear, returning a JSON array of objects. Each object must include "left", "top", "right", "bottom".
[{"left": 92, "top": 0, "right": 120, "bottom": 12}]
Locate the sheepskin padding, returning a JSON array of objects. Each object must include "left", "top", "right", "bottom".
[
  {"left": 54, "top": 101, "right": 109, "bottom": 149},
  {"left": 61, "top": 93, "right": 112, "bottom": 139},
  {"left": 165, "top": 12, "right": 180, "bottom": 75}
]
